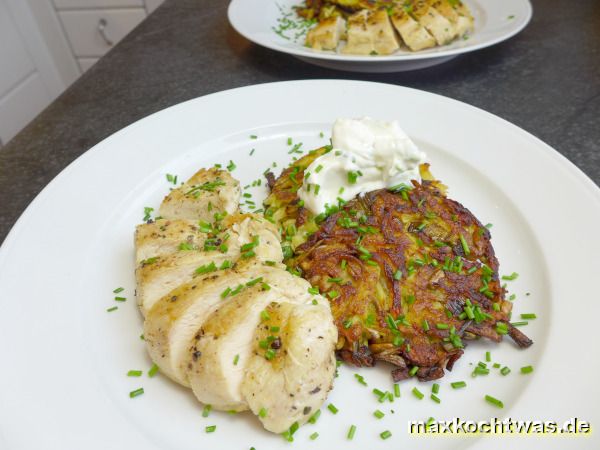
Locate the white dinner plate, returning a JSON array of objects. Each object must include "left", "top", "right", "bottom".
[
  {"left": 0, "top": 80, "right": 599, "bottom": 450},
  {"left": 228, "top": 0, "right": 532, "bottom": 72}
]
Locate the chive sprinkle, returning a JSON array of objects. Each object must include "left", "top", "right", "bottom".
[
  {"left": 114, "top": 296, "right": 126, "bottom": 302},
  {"left": 310, "top": 432, "right": 319, "bottom": 440},
  {"left": 127, "top": 370, "right": 142, "bottom": 377},
  {"left": 430, "top": 394, "right": 441, "bottom": 404},
  {"left": 409, "top": 366, "right": 419, "bottom": 376},
  {"left": 327, "top": 403, "right": 339, "bottom": 414},
  {"left": 485, "top": 395, "right": 504, "bottom": 408},
  {"left": 485, "top": 351, "right": 491, "bottom": 362},
  {"left": 520, "top": 365, "right": 534, "bottom": 374},
  {"left": 412, "top": 387, "right": 424, "bottom": 400},
  {"left": 259, "top": 407, "right": 268, "bottom": 418},
  {"left": 432, "top": 383, "right": 440, "bottom": 394},
  {"left": 202, "top": 404, "right": 212, "bottom": 417},
  {"left": 394, "top": 383, "right": 401, "bottom": 398},
  {"left": 113, "top": 287, "right": 124, "bottom": 293},
  {"left": 500, "top": 366, "right": 511, "bottom": 376},
  {"left": 459, "top": 234, "right": 470, "bottom": 256},
  {"left": 501, "top": 272, "right": 519, "bottom": 281},
  {"left": 233, "top": 354, "right": 240, "bottom": 365},
  {"left": 374, "top": 409, "right": 385, "bottom": 419},
  {"left": 521, "top": 313, "right": 537, "bottom": 319},
  {"left": 308, "top": 410, "right": 321, "bottom": 424},
  {"left": 451, "top": 381, "right": 467, "bottom": 389},
  {"left": 347, "top": 425, "right": 357, "bottom": 440},
  {"left": 129, "top": 388, "right": 144, "bottom": 398},
  {"left": 106, "top": 306, "right": 118, "bottom": 312},
  {"left": 148, "top": 363, "right": 159, "bottom": 377},
  {"left": 205, "top": 425, "right": 216, "bottom": 433},
  {"left": 380, "top": 430, "right": 392, "bottom": 440}
]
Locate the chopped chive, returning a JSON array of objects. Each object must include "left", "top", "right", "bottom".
[
  {"left": 129, "top": 388, "right": 144, "bottom": 398},
  {"left": 148, "top": 363, "right": 159, "bottom": 377},
  {"left": 374, "top": 409, "right": 385, "bottom": 419},
  {"left": 501, "top": 272, "right": 519, "bottom": 281},
  {"left": 259, "top": 407, "right": 268, "bottom": 418},
  {"left": 380, "top": 430, "right": 392, "bottom": 440},
  {"left": 393, "top": 270, "right": 402, "bottom": 280},
  {"left": 394, "top": 383, "right": 401, "bottom": 397},
  {"left": 422, "top": 320, "right": 430, "bottom": 331},
  {"left": 310, "top": 432, "right": 319, "bottom": 440},
  {"left": 485, "top": 351, "right": 491, "bottom": 362},
  {"left": 459, "top": 234, "right": 470, "bottom": 256},
  {"left": 511, "top": 321, "right": 528, "bottom": 326},
  {"left": 521, "top": 313, "right": 537, "bottom": 319},
  {"left": 354, "top": 373, "right": 367, "bottom": 386},
  {"left": 315, "top": 164, "right": 324, "bottom": 173},
  {"left": 250, "top": 135, "right": 257, "bottom": 139},
  {"left": 113, "top": 287, "right": 124, "bottom": 293},
  {"left": 202, "top": 404, "right": 212, "bottom": 417},
  {"left": 308, "top": 409, "right": 321, "bottom": 424},
  {"left": 430, "top": 394, "right": 441, "bottom": 404},
  {"left": 114, "top": 296, "right": 126, "bottom": 302},
  {"left": 409, "top": 366, "right": 419, "bottom": 376},
  {"left": 484, "top": 395, "right": 504, "bottom": 408},
  {"left": 327, "top": 403, "right": 339, "bottom": 414},
  {"left": 412, "top": 387, "right": 424, "bottom": 400},
  {"left": 106, "top": 306, "right": 118, "bottom": 312},
  {"left": 436, "top": 323, "right": 449, "bottom": 330},
  {"left": 127, "top": 370, "right": 142, "bottom": 377},
  {"left": 493, "top": 363, "right": 501, "bottom": 369},
  {"left": 432, "top": 383, "right": 440, "bottom": 394},
  {"left": 451, "top": 381, "right": 466, "bottom": 389},
  {"left": 264, "top": 349, "right": 276, "bottom": 360},
  {"left": 520, "top": 365, "right": 534, "bottom": 374},
  {"left": 500, "top": 366, "right": 511, "bottom": 376},
  {"left": 205, "top": 425, "right": 216, "bottom": 433},
  {"left": 492, "top": 302, "right": 501, "bottom": 312},
  {"left": 496, "top": 322, "right": 509, "bottom": 335},
  {"left": 260, "top": 310, "right": 270, "bottom": 321},
  {"left": 233, "top": 354, "right": 240, "bottom": 365},
  {"left": 226, "top": 160, "right": 236, "bottom": 172},
  {"left": 347, "top": 425, "right": 357, "bottom": 440}
]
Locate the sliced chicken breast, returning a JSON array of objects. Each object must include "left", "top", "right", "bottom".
[
  {"left": 135, "top": 219, "right": 206, "bottom": 264},
  {"left": 159, "top": 167, "right": 240, "bottom": 222},
  {"left": 306, "top": 16, "right": 346, "bottom": 51},
  {"left": 390, "top": 7, "right": 436, "bottom": 51},
  {"left": 144, "top": 260, "right": 280, "bottom": 386},
  {"left": 186, "top": 270, "right": 315, "bottom": 412},
  {"left": 431, "top": 0, "right": 473, "bottom": 36},
  {"left": 135, "top": 215, "right": 282, "bottom": 314},
  {"left": 242, "top": 298, "right": 337, "bottom": 433},
  {"left": 412, "top": 0, "right": 457, "bottom": 45},
  {"left": 342, "top": 10, "right": 373, "bottom": 55},
  {"left": 368, "top": 9, "right": 400, "bottom": 55}
]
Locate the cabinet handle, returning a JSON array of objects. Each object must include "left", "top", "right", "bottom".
[{"left": 97, "top": 18, "right": 113, "bottom": 46}]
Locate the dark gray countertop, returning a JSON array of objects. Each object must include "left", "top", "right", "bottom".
[{"left": 1, "top": 0, "right": 599, "bottom": 245}]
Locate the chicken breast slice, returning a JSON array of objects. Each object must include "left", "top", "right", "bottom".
[
  {"left": 159, "top": 167, "right": 240, "bottom": 222},
  {"left": 241, "top": 299, "right": 337, "bottom": 433},
  {"left": 368, "top": 9, "right": 400, "bottom": 55},
  {"left": 135, "top": 219, "right": 206, "bottom": 264},
  {"left": 431, "top": 0, "right": 473, "bottom": 37},
  {"left": 412, "top": 0, "right": 457, "bottom": 45},
  {"left": 306, "top": 16, "right": 346, "bottom": 51},
  {"left": 144, "top": 260, "right": 281, "bottom": 387},
  {"left": 135, "top": 215, "right": 282, "bottom": 314},
  {"left": 390, "top": 7, "right": 436, "bottom": 51},
  {"left": 186, "top": 270, "right": 315, "bottom": 412},
  {"left": 342, "top": 10, "right": 373, "bottom": 55}
]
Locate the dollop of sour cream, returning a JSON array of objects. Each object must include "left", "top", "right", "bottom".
[{"left": 298, "top": 118, "right": 427, "bottom": 214}]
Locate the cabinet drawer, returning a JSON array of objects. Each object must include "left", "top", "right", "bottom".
[
  {"left": 58, "top": 9, "right": 146, "bottom": 58},
  {"left": 53, "top": 0, "right": 144, "bottom": 9}
]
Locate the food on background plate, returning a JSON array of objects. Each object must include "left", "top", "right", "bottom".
[
  {"left": 135, "top": 168, "right": 338, "bottom": 433},
  {"left": 300, "top": 0, "right": 474, "bottom": 54},
  {"left": 264, "top": 118, "right": 532, "bottom": 381}
]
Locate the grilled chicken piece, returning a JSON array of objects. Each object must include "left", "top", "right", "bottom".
[
  {"left": 242, "top": 299, "right": 337, "bottom": 433},
  {"left": 431, "top": 0, "right": 474, "bottom": 37},
  {"left": 135, "top": 214, "right": 281, "bottom": 314},
  {"left": 186, "top": 268, "right": 329, "bottom": 412},
  {"left": 412, "top": 0, "right": 457, "bottom": 45},
  {"left": 306, "top": 16, "right": 346, "bottom": 51},
  {"left": 144, "top": 260, "right": 283, "bottom": 386},
  {"left": 135, "top": 218, "right": 207, "bottom": 263},
  {"left": 264, "top": 150, "right": 533, "bottom": 381},
  {"left": 343, "top": 9, "right": 399, "bottom": 55},
  {"left": 390, "top": 7, "right": 436, "bottom": 51},
  {"left": 159, "top": 167, "right": 240, "bottom": 222}
]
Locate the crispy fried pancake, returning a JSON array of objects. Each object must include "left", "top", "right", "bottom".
[{"left": 264, "top": 148, "right": 532, "bottom": 381}]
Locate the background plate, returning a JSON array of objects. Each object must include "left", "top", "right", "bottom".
[
  {"left": 0, "top": 80, "right": 598, "bottom": 449},
  {"left": 228, "top": 0, "right": 532, "bottom": 72}
]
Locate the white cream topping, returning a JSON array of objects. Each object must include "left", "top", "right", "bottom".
[{"left": 298, "top": 117, "right": 427, "bottom": 214}]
